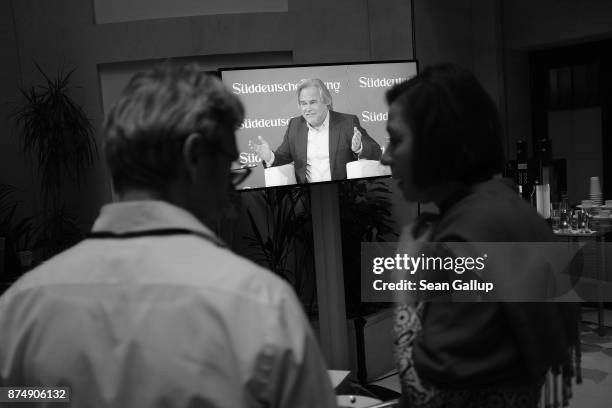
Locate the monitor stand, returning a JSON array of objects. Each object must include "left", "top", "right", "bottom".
[{"left": 311, "top": 183, "right": 350, "bottom": 369}]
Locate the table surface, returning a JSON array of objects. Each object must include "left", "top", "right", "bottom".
[{"left": 554, "top": 230, "right": 600, "bottom": 237}]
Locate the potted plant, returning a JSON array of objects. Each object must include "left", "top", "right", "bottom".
[
  {"left": 0, "top": 183, "right": 35, "bottom": 289},
  {"left": 243, "top": 186, "right": 316, "bottom": 315},
  {"left": 339, "top": 178, "right": 397, "bottom": 317},
  {"left": 11, "top": 63, "right": 98, "bottom": 262}
]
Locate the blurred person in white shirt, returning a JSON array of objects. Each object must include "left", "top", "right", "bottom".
[{"left": 0, "top": 63, "right": 336, "bottom": 408}]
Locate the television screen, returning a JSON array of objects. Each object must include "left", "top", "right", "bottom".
[{"left": 220, "top": 60, "right": 418, "bottom": 190}]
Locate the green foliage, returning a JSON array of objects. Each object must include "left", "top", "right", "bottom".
[
  {"left": 339, "top": 179, "right": 397, "bottom": 243},
  {"left": 244, "top": 187, "right": 312, "bottom": 289},
  {"left": 0, "top": 182, "right": 83, "bottom": 277},
  {"left": 0, "top": 184, "right": 35, "bottom": 284},
  {"left": 243, "top": 179, "right": 397, "bottom": 319},
  {"left": 0, "top": 184, "right": 21, "bottom": 221},
  {"left": 34, "top": 204, "right": 84, "bottom": 259},
  {"left": 13, "top": 63, "right": 97, "bottom": 199},
  {"left": 339, "top": 179, "right": 397, "bottom": 318},
  {"left": 6, "top": 63, "right": 98, "bottom": 266},
  {"left": 0, "top": 184, "right": 35, "bottom": 252}
]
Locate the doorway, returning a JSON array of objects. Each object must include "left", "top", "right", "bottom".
[{"left": 530, "top": 39, "right": 612, "bottom": 204}]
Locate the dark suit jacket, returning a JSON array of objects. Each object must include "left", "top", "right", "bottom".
[{"left": 270, "top": 110, "right": 382, "bottom": 183}]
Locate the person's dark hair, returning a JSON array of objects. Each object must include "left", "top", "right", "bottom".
[
  {"left": 103, "top": 63, "right": 244, "bottom": 193},
  {"left": 386, "top": 63, "right": 504, "bottom": 190}
]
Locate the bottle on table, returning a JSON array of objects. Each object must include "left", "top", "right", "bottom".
[{"left": 559, "top": 192, "right": 571, "bottom": 231}]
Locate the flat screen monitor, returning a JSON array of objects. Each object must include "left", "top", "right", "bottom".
[{"left": 220, "top": 60, "right": 418, "bottom": 190}]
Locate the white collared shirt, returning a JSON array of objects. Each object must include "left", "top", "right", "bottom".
[
  {"left": 305, "top": 110, "right": 331, "bottom": 182},
  {"left": 0, "top": 201, "right": 336, "bottom": 408}
]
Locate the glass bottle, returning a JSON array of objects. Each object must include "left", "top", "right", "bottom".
[
  {"left": 530, "top": 180, "right": 539, "bottom": 209},
  {"left": 559, "top": 192, "right": 571, "bottom": 231}
]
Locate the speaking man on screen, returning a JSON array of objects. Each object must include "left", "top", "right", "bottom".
[{"left": 253, "top": 78, "right": 381, "bottom": 183}]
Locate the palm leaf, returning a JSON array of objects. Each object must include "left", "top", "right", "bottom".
[{"left": 12, "top": 63, "right": 98, "bottom": 200}]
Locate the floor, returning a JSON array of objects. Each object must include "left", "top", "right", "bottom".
[{"left": 369, "top": 307, "right": 612, "bottom": 408}]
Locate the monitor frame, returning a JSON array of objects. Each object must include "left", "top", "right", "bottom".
[{"left": 219, "top": 58, "right": 419, "bottom": 192}]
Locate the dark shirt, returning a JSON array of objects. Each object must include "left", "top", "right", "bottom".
[{"left": 413, "top": 178, "right": 579, "bottom": 389}]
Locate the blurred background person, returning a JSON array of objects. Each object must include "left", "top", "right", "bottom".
[
  {"left": 253, "top": 78, "right": 381, "bottom": 183},
  {"left": 0, "top": 64, "right": 336, "bottom": 408},
  {"left": 382, "top": 63, "right": 580, "bottom": 408}
]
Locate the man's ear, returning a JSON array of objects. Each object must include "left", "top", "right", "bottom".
[{"left": 182, "top": 132, "right": 206, "bottom": 180}]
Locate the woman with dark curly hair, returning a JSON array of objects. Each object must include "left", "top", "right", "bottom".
[{"left": 381, "top": 63, "right": 580, "bottom": 408}]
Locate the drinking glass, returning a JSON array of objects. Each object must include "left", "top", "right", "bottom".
[
  {"left": 577, "top": 208, "right": 591, "bottom": 232},
  {"left": 570, "top": 213, "right": 579, "bottom": 231},
  {"left": 560, "top": 208, "right": 572, "bottom": 231},
  {"left": 550, "top": 208, "right": 561, "bottom": 231}
]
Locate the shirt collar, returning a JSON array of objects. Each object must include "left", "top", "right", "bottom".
[
  {"left": 92, "top": 200, "right": 217, "bottom": 239},
  {"left": 306, "top": 109, "right": 330, "bottom": 132}
]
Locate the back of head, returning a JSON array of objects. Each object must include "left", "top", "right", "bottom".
[
  {"left": 103, "top": 63, "right": 244, "bottom": 194},
  {"left": 386, "top": 63, "right": 504, "bottom": 190}
]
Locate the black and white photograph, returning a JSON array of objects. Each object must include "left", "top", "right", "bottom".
[{"left": 1, "top": 1, "right": 611, "bottom": 407}]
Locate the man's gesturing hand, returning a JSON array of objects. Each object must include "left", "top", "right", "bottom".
[{"left": 253, "top": 136, "right": 273, "bottom": 162}]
